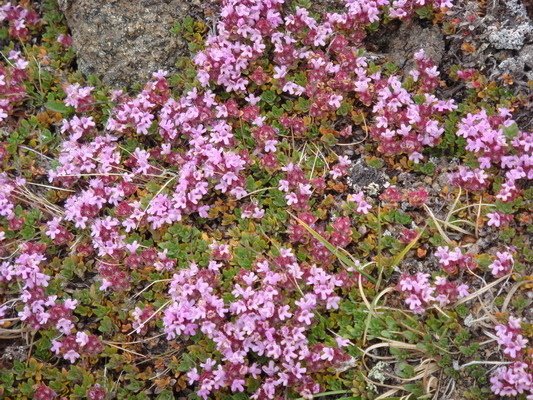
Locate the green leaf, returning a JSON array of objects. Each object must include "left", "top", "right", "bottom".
[
  {"left": 98, "top": 316, "right": 115, "bottom": 333},
  {"left": 295, "top": 97, "right": 310, "bottom": 112},
  {"left": 503, "top": 123, "right": 519, "bottom": 140},
  {"left": 0, "top": 371, "right": 14, "bottom": 387},
  {"left": 413, "top": 94, "right": 426, "bottom": 105},
  {"left": 176, "top": 354, "right": 196, "bottom": 372},
  {"left": 234, "top": 245, "right": 254, "bottom": 268},
  {"left": 321, "top": 131, "right": 337, "bottom": 146},
  {"left": 415, "top": 5, "right": 434, "bottom": 19},
  {"left": 393, "top": 210, "right": 412, "bottom": 225},
  {"left": 20, "top": 381, "right": 34, "bottom": 396},
  {"left": 336, "top": 101, "right": 352, "bottom": 116},
  {"left": 271, "top": 105, "right": 284, "bottom": 118},
  {"left": 366, "top": 157, "right": 384, "bottom": 169},
  {"left": 67, "top": 366, "right": 84, "bottom": 382},
  {"left": 157, "top": 391, "right": 175, "bottom": 400},
  {"left": 21, "top": 225, "right": 36, "bottom": 240},
  {"left": 415, "top": 162, "right": 436, "bottom": 176},
  {"left": 261, "top": 90, "right": 277, "bottom": 104},
  {"left": 44, "top": 100, "right": 72, "bottom": 114},
  {"left": 40, "top": 129, "right": 55, "bottom": 144}
]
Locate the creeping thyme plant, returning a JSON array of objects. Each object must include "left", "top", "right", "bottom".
[{"left": 0, "top": 0, "right": 532, "bottom": 399}]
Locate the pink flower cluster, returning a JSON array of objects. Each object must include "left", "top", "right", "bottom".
[
  {"left": 57, "top": 33, "right": 73, "bottom": 47},
  {"left": 241, "top": 201, "right": 265, "bottom": 219},
  {"left": 347, "top": 191, "right": 372, "bottom": 214},
  {"left": 449, "top": 166, "right": 489, "bottom": 192},
  {"left": 131, "top": 305, "right": 155, "bottom": 335},
  {"left": 163, "top": 251, "right": 352, "bottom": 399},
  {"left": 97, "top": 260, "right": 130, "bottom": 292},
  {"left": 95, "top": 245, "right": 175, "bottom": 292},
  {"left": 192, "top": 0, "right": 455, "bottom": 162},
  {"left": 33, "top": 384, "right": 57, "bottom": 400},
  {"left": 0, "top": 238, "right": 95, "bottom": 364},
  {"left": 330, "top": 156, "right": 352, "bottom": 180},
  {"left": 397, "top": 246, "right": 475, "bottom": 313},
  {"left": 490, "top": 362, "right": 532, "bottom": 398},
  {"left": 329, "top": 216, "right": 353, "bottom": 248},
  {"left": 210, "top": 242, "right": 232, "bottom": 261},
  {"left": 49, "top": 131, "right": 118, "bottom": 183},
  {"left": 398, "top": 247, "right": 474, "bottom": 313},
  {"left": 287, "top": 211, "right": 366, "bottom": 268},
  {"left": 108, "top": 74, "right": 248, "bottom": 227},
  {"left": 46, "top": 71, "right": 255, "bottom": 288},
  {"left": 45, "top": 217, "right": 74, "bottom": 246},
  {"left": 51, "top": 331, "right": 103, "bottom": 363},
  {"left": 488, "top": 250, "right": 514, "bottom": 277},
  {"left": 64, "top": 83, "right": 95, "bottom": 112},
  {"left": 452, "top": 108, "right": 532, "bottom": 201},
  {"left": 0, "top": 2, "right": 39, "bottom": 40},
  {"left": 194, "top": 0, "right": 284, "bottom": 91},
  {"left": 106, "top": 71, "right": 168, "bottom": 136},
  {"left": 252, "top": 124, "right": 279, "bottom": 154},
  {"left": 490, "top": 317, "right": 532, "bottom": 397},
  {"left": 0, "top": 173, "right": 16, "bottom": 220},
  {"left": 0, "top": 243, "right": 78, "bottom": 335},
  {"left": 486, "top": 211, "right": 513, "bottom": 228},
  {"left": 195, "top": 0, "right": 452, "bottom": 94},
  {"left": 34, "top": 383, "right": 106, "bottom": 400},
  {"left": 434, "top": 245, "right": 477, "bottom": 275},
  {"left": 278, "top": 163, "right": 314, "bottom": 211},
  {"left": 398, "top": 273, "right": 469, "bottom": 313},
  {"left": 370, "top": 52, "right": 457, "bottom": 162},
  {"left": 495, "top": 317, "right": 528, "bottom": 359},
  {"left": 380, "top": 185, "right": 429, "bottom": 207},
  {"left": 0, "top": 50, "right": 29, "bottom": 124},
  {"left": 86, "top": 384, "right": 107, "bottom": 400}
]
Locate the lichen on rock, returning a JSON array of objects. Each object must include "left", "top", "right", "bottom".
[{"left": 489, "top": 24, "right": 532, "bottom": 50}]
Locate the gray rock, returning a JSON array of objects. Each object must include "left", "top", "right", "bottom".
[
  {"left": 386, "top": 23, "right": 445, "bottom": 69},
  {"left": 59, "top": 0, "right": 205, "bottom": 87},
  {"left": 492, "top": 41, "right": 533, "bottom": 81},
  {"left": 519, "top": 44, "right": 533, "bottom": 80},
  {"left": 348, "top": 160, "right": 389, "bottom": 193}
]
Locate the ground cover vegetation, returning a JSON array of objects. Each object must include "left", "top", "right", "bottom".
[{"left": 0, "top": 0, "right": 531, "bottom": 399}]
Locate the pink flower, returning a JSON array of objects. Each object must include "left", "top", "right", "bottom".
[
  {"left": 273, "top": 65, "right": 287, "bottom": 79},
  {"left": 286, "top": 192, "right": 298, "bottom": 206},
  {"left": 33, "top": 384, "right": 57, "bottom": 400},
  {"left": 50, "top": 340, "right": 62, "bottom": 354},
  {"left": 327, "top": 94, "right": 343, "bottom": 109},
  {"left": 56, "top": 318, "right": 74, "bottom": 334},
  {"left": 76, "top": 331, "right": 90, "bottom": 347},
  {"left": 489, "top": 251, "right": 514, "bottom": 277},
  {"left": 495, "top": 317, "right": 528, "bottom": 359},
  {"left": 282, "top": 81, "right": 305, "bottom": 95},
  {"left": 64, "top": 83, "right": 94, "bottom": 112},
  {"left": 57, "top": 33, "right": 73, "bottom": 47},
  {"left": 231, "top": 378, "right": 245, "bottom": 392},
  {"left": 490, "top": 362, "right": 532, "bottom": 397},
  {"left": 45, "top": 217, "right": 62, "bottom": 239},
  {"left": 63, "top": 349, "right": 80, "bottom": 363},
  {"left": 408, "top": 151, "right": 423, "bottom": 163},
  {"left": 347, "top": 192, "right": 371, "bottom": 214}
]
